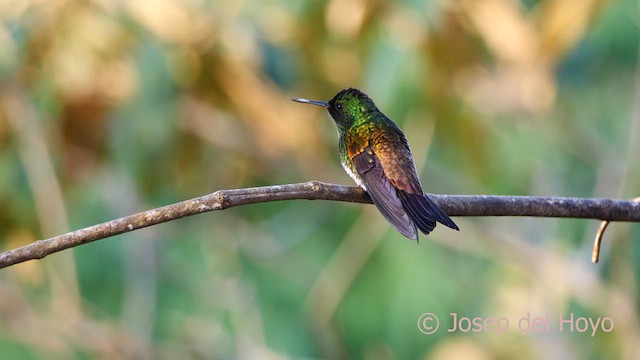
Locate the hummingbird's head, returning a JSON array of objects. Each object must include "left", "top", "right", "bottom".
[{"left": 292, "top": 88, "right": 378, "bottom": 132}]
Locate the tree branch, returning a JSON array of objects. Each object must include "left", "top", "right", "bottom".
[{"left": 1, "top": 181, "right": 639, "bottom": 269}]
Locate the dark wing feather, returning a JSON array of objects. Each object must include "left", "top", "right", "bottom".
[
  {"left": 367, "top": 125, "right": 459, "bottom": 235},
  {"left": 352, "top": 149, "right": 418, "bottom": 240}
]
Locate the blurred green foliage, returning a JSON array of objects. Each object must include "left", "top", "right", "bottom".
[{"left": 0, "top": 0, "right": 639, "bottom": 359}]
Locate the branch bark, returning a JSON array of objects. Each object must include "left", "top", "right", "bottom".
[{"left": 1, "top": 181, "right": 639, "bottom": 269}]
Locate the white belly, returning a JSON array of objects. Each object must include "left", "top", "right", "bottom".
[{"left": 341, "top": 159, "right": 367, "bottom": 190}]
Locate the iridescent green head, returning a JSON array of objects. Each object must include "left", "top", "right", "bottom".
[{"left": 292, "top": 88, "right": 378, "bottom": 132}]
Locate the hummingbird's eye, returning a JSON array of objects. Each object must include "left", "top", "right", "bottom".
[{"left": 336, "top": 103, "right": 343, "bottom": 110}]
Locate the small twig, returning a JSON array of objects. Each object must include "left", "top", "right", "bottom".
[
  {"left": 592, "top": 196, "right": 640, "bottom": 263},
  {"left": 592, "top": 221, "right": 610, "bottom": 264},
  {"left": 1, "top": 181, "right": 639, "bottom": 269}
]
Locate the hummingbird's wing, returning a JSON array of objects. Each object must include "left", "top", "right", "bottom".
[
  {"left": 368, "top": 133, "right": 459, "bottom": 233},
  {"left": 351, "top": 149, "right": 419, "bottom": 240},
  {"left": 351, "top": 126, "right": 458, "bottom": 235}
]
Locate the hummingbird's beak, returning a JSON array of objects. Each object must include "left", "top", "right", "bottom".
[{"left": 291, "top": 98, "right": 329, "bottom": 108}]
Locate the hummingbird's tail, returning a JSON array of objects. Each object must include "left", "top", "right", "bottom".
[
  {"left": 397, "top": 192, "right": 459, "bottom": 234},
  {"left": 422, "top": 194, "right": 459, "bottom": 231}
]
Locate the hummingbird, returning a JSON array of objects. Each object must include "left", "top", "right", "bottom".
[{"left": 292, "top": 88, "right": 458, "bottom": 240}]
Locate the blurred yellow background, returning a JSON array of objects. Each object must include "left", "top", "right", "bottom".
[{"left": 0, "top": 0, "right": 638, "bottom": 358}]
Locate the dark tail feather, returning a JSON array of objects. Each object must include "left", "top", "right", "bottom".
[
  {"left": 396, "top": 191, "right": 437, "bottom": 234},
  {"left": 423, "top": 194, "right": 459, "bottom": 231},
  {"left": 398, "top": 191, "right": 459, "bottom": 234}
]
